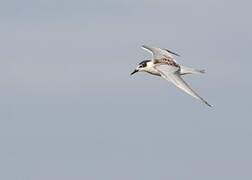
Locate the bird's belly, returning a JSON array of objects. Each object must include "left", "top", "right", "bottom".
[{"left": 147, "top": 69, "right": 161, "bottom": 76}]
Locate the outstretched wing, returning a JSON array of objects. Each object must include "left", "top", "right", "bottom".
[
  {"left": 154, "top": 64, "right": 211, "bottom": 107},
  {"left": 141, "top": 45, "right": 179, "bottom": 63}
]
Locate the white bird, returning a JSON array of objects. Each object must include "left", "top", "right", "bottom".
[{"left": 131, "top": 45, "right": 211, "bottom": 107}]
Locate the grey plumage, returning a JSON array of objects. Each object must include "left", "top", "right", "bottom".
[{"left": 131, "top": 45, "right": 212, "bottom": 107}]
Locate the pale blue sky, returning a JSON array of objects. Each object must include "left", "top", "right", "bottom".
[{"left": 1, "top": 0, "right": 252, "bottom": 179}]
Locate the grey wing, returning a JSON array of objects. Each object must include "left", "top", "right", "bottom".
[
  {"left": 141, "top": 45, "right": 177, "bottom": 63},
  {"left": 154, "top": 64, "right": 212, "bottom": 107}
]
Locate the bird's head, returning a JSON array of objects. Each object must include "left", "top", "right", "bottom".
[{"left": 130, "top": 60, "right": 150, "bottom": 75}]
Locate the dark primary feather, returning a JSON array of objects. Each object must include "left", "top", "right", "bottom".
[{"left": 164, "top": 49, "right": 180, "bottom": 57}]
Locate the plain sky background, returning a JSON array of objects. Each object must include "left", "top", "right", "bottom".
[{"left": 1, "top": 0, "right": 252, "bottom": 179}]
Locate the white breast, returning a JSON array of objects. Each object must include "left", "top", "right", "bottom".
[{"left": 144, "top": 61, "right": 161, "bottom": 76}]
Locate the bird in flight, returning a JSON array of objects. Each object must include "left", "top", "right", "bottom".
[{"left": 131, "top": 45, "right": 212, "bottom": 107}]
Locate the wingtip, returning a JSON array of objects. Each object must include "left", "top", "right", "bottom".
[
  {"left": 141, "top": 45, "right": 147, "bottom": 49},
  {"left": 198, "top": 69, "right": 206, "bottom": 73},
  {"left": 164, "top": 48, "right": 181, "bottom": 57},
  {"left": 205, "top": 101, "right": 212, "bottom": 107}
]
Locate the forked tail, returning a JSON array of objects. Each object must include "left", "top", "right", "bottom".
[{"left": 180, "top": 65, "right": 205, "bottom": 75}]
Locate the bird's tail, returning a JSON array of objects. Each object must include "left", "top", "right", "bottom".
[{"left": 180, "top": 65, "right": 205, "bottom": 75}]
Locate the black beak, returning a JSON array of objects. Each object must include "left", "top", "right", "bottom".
[{"left": 130, "top": 69, "right": 138, "bottom": 75}]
